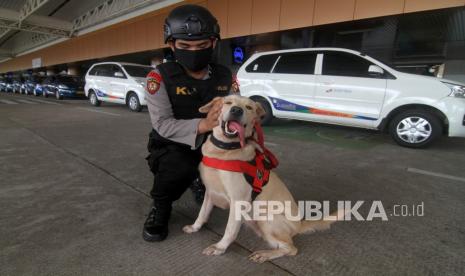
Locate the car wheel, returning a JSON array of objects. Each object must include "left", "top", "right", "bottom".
[
  {"left": 89, "top": 91, "right": 101, "bottom": 106},
  {"left": 33, "top": 90, "right": 38, "bottom": 96},
  {"left": 388, "top": 110, "right": 442, "bottom": 148},
  {"left": 128, "top": 93, "right": 142, "bottom": 112},
  {"left": 55, "top": 91, "right": 63, "bottom": 100},
  {"left": 253, "top": 98, "right": 273, "bottom": 125}
]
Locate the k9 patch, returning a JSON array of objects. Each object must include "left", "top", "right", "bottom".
[{"left": 146, "top": 71, "right": 162, "bottom": 95}]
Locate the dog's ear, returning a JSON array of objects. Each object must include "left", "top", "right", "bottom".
[
  {"left": 255, "top": 101, "right": 266, "bottom": 119},
  {"left": 199, "top": 97, "right": 224, "bottom": 113}
]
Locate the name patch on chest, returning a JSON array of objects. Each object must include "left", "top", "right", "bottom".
[{"left": 216, "top": 85, "right": 229, "bottom": 92}]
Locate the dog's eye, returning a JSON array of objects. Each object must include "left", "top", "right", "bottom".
[
  {"left": 224, "top": 101, "right": 232, "bottom": 105},
  {"left": 245, "top": 105, "right": 253, "bottom": 110}
]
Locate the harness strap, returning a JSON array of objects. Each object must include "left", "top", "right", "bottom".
[
  {"left": 202, "top": 153, "right": 270, "bottom": 200},
  {"left": 202, "top": 156, "right": 257, "bottom": 176},
  {"left": 252, "top": 121, "right": 279, "bottom": 168},
  {"left": 201, "top": 121, "right": 279, "bottom": 201}
]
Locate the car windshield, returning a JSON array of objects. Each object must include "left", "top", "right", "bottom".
[
  {"left": 56, "top": 76, "right": 78, "bottom": 84},
  {"left": 123, "top": 65, "right": 152, "bottom": 78},
  {"left": 31, "top": 76, "right": 43, "bottom": 82}
]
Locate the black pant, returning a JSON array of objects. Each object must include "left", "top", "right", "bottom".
[{"left": 147, "top": 135, "right": 202, "bottom": 204}]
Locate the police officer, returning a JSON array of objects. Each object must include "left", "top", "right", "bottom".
[{"left": 143, "top": 4, "right": 232, "bottom": 242}]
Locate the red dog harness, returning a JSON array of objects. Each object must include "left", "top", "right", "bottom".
[{"left": 202, "top": 122, "right": 279, "bottom": 200}]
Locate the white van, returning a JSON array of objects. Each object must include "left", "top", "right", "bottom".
[
  {"left": 85, "top": 62, "right": 152, "bottom": 112},
  {"left": 237, "top": 47, "right": 465, "bottom": 148}
]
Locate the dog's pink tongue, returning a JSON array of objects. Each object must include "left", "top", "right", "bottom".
[{"left": 228, "top": 121, "right": 245, "bottom": 147}]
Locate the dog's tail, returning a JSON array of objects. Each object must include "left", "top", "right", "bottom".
[{"left": 299, "top": 208, "right": 346, "bottom": 234}]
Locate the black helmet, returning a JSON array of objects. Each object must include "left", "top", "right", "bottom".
[{"left": 164, "top": 4, "right": 220, "bottom": 43}]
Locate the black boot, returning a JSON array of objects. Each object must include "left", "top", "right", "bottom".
[
  {"left": 190, "top": 178, "right": 205, "bottom": 206},
  {"left": 143, "top": 202, "right": 172, "bottom": 242}
]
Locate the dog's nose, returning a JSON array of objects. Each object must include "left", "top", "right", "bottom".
[{"left": 230, "top": 106, "right": 244, "bottom": 117}]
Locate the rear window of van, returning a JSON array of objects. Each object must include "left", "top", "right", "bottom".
[{"left": 245, "top": 54, "right": 279, "bottom": 73}]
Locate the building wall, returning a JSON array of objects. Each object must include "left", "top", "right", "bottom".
[{"left": 1, "top": 0, "right": 465, "bottom": 73}]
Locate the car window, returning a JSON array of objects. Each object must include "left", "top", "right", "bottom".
[
  {"left": 32, "top": 76, "right": 43, "bottom": 83},
  {"left": 322, "top": 51, "right": 375, "bottom": 78},
  {"left": 95, "top": 65, "right": 113, "bottom": 77},
  {"left": 88, "top": 66, "right": 98, "bottom": 76},
  {"left": 123, "top": 65, "right": 152, "bottom": 78},
  {"left": 57, "top": 75, "right": 78, "bottom": 84},
  {"left": 110, "top": 65, "right": 125, "bottom": 78},
  {"left": 245, "top": 54, "right": 279, "bottom": 73},
  {"left": 272, "top": 52, "right": 317, "bottom": 74}
]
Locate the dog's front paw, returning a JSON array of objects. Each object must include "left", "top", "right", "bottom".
[
  {"left": 202, "top": 243, "right": 226, "bottom": 256},
  {"left": 182, "top": 224, "right": 200, "bottom": 234},
  {"left": 249, "top": 250, "right": 273, "bottom": 263}
]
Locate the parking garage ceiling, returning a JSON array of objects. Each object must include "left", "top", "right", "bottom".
[{"left": 0, "top": 0, "right": 170, "bottom": 62}]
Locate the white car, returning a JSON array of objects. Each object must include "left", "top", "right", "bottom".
[
  {"left": 85, "top": 62, "right": 152, "bottom": 112},
  {"left": 237, "top": 47, "right": 465, "bottom": 148}
]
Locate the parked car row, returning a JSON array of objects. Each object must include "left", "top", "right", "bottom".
[
  {"left": 3, "top": 47, "right": 464, "bottom": 148},
  {"left": 0, "top": 78, "right": 14, "bottom": 92},
  {"left": 0, "top": 75, "right": 84, "bottom": 99}
]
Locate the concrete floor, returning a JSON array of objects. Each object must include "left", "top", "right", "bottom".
[{"left": 1, "top": 93, "right": 464, "bottom": 275}]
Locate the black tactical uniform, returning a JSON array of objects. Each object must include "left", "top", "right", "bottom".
[{"left": 143, "top": 4, "right": 232, "bottom": 242}]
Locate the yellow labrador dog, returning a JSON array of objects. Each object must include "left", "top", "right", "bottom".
[{"left": 183, "top": 95, "right": 344, "bottom": 263}]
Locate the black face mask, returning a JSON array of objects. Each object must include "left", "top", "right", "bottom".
[{"left": 174, "top": 47, "right": 213, "bottom": 72}]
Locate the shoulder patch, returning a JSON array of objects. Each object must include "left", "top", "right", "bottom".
[{"left": 146, "top": 71, "right": 162, "bottom": 95}]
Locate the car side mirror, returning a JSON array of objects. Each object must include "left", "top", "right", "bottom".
[
  {"left": 114, "top": 71, "right": 124, "bottom": 78},
  {"left": 368, "top": 65, "right": 384, "bottom": 77}
]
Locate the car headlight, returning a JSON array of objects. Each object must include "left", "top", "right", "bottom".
[{"left": 443, "top": 82, "right": 465, "bottom": 98}]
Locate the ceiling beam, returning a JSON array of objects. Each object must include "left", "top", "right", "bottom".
[
  {"left": 19, "top": 0, "right": 50, "bottom": 26},
  {"left": 0, "top": 28, "right": 10, "bottom": 38},
  {"left": 0, "top": 19, "right": 69, "bottom": 37},
  {"left": 0, "top": 48, "right": 13, "bottom": 58},
  {"left": 0, "top": 7, "right": 72, "bottom": 42},
  {"left": 71, "top": 0, "right": 157, "bottom": 35},
  {"left": 0, "top": 0, "right": 50, "bottom": 41}
]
